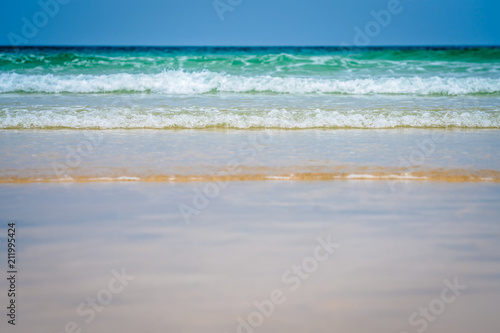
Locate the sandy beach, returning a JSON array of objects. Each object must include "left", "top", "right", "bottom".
[{"left": 1, "top": 180, "right": 500, "bottom": 332}]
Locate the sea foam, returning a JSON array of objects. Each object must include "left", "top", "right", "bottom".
[
  {"left": 1, "top": 71, "right": 499, "bottom": 95},
  {"left": 1, "top": 107, "right": 498, "bottom": 129}
]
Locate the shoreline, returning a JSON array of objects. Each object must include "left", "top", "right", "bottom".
[{"left": 2, "top": 168, "right": 500, "bottom": 183}]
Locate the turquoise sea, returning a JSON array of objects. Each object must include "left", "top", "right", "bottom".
[{"left": 1, "top": 46, "right": 499, "bottom": 130}]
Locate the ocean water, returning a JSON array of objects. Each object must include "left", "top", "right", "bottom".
[{"left": 0, "top": 46, "right": 499, "bottom": 130}]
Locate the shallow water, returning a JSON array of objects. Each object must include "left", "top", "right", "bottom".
[{"left": 1, "top": 129, "right": 499, "bottom": 182}]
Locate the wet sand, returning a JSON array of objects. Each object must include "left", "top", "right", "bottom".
[
  {"left": 1, "top": 128, "right": 500, "bottom": 332},
  {"left": 1, "top": 181, "right": 500, "bottom": 333},
  {"left": 1, "top": 128, "right": 500, "bottom": 183}
]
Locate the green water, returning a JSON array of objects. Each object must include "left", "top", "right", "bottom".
[
  {"left": 0, "top": 46, "right": 499, "bottom": 128},
  {"left": 1, "top": 46, "right": 500, "bottom": 77}
]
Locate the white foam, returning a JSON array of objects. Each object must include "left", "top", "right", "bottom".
[
  {"left": 345, "top": 174, "right": 377, "bottom": 179},
  {"left": 1, "top": 107, "right": 499, "bottom": 129},
  {"left": 266, "top": 176, "right": 293, "bottom": 180},
  {"left": 345, "top": 174, "right": 427, "bottom": 180},
  {"left": 1, "top": 71, "right": 499, "bottom": 95},
  {"left": 117, "top": 176, "right": 141, "bottom": 181}
]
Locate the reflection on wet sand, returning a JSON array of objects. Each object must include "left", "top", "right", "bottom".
[{"left": 1, "top": 181, "right": 499, "bottom": 333}]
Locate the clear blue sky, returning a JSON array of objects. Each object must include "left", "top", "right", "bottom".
[{"left": 0, "top": 0, "right": 499, "bottom": 46}]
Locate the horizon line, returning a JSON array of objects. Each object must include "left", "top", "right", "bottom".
[{"left": 1, "top": 44, "right": 499, "bottom": 49}]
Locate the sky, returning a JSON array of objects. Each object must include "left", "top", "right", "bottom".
[{"left": 0, "top": 0, "right": 499, "bottom": 46}]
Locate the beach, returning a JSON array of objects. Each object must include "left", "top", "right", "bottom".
[
  {"left": 1, "top": 181, "right": 500, "bottom": 332},
  {"left": 1, "top": 46, "right": 500, "bottom": 332}
]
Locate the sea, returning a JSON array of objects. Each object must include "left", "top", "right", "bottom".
[{"left": 1, "top": 46, "right": 500, "bottom": 130}]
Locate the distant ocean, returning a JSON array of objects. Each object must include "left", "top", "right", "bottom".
[{"left": 0, "top": 46, "right": 499, "bottom": 182}]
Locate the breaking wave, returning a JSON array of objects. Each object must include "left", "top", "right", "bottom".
[
  {"left": 2, "top": 107, "right": 499, "bottom": 129},
  {"left": 1, "top": 71, "right": 499, "bottom": 95}
]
